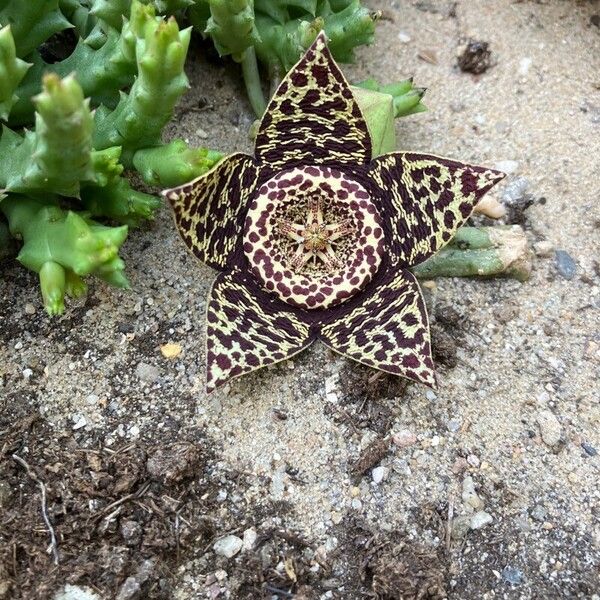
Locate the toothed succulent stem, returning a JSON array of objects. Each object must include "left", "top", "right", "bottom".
[
  {"left": 413, "top": 226, "right": 532, "bottom": 282},
  {"left": 0, "top": 26, "right": 31, "bottom": 121},
  {"left": 0, "top": 73, "right": 95, "bottom": 197},
  {"left": 0, "top": 195, "right": 130, "bottom": 314},
  {"left": 133, "top": 139, "right": 224, "bottom": 187},
  {"left": 93, "top": 14, "right": 191, "bottom": 163}
]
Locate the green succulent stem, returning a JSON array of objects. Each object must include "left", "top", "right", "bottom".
[
  {"left": 241, "top": 46, "right": 267, "bottom": 117},
  {"left": 413, "top": 226, "right": 532, "bottom": 282},
  {"left": 0, "top": 195, "right": 130, "bottom": 314},
  {"left": 133, "top": 139, "right": 224, "bottom": 187},
  {"left": 0, "top": 25, "right": 31, "bottom": 121}
]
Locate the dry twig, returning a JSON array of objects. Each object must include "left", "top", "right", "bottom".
[{"left": 12, "top": 454, "right": 59, "bottom": 565}]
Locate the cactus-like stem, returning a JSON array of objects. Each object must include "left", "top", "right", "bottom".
[
  {"left": 133, "top": 139, "right": 224, "bottom": 187},
  {"left": 93, "top": 12, "right": 191, "bottom": 163},
  {"left": 241, "top": 46, "right": 267, "bottom": 117},
  {"left": 413, "top": 226, "right": 532, "bottom": 282},
  {"left": 0, "top": 73, "right": 95, "bottom": 197},
  {"left": 0, "top": 0, "right": 71, "bottom": 58},
  {"left": 0, "top": 26, "right": 31, "bottom": 121},
  {"left": 1, "top": 195, "right": 130, "bottom": 314}
]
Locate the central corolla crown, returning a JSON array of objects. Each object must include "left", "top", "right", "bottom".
[{"left": 244, "top": 165, "right": 384, "bottom": 309}]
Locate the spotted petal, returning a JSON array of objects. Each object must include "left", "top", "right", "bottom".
[
  {"left": 206, "top": 269, "right": 315, "bottom": 391},
  {"left": 369, "top": 152, "right": 505, "bottom": 267},
  {"left": 162, "top": 153, "right": 259, "bottom": 270},
  {"left": 319, "top": 269, "right": 435, "bottom": 387},
  {"left": 255, "top": 31, "right": 372, "bottom": 171}
]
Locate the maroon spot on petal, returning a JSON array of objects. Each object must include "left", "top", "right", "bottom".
[
  {"left": 216, "top": 354, "right": 232, "bottom": 371},
  {"left": 291, "top": 71, "right": 308, "bottom": 86}
]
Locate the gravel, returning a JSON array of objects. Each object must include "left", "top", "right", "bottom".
[
  {"left": 535, "top": 410, "right": 562, "bottom": 447},
  {"left": 213, "top": 535, "right": 243, "bottom": 558}
]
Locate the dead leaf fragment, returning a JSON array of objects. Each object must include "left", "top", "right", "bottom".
[
  {"left": 418, "top": 48, "right": 438, "bottom": 65},
  {"left": 160, "top": 342, "right": 182, "bottom": 359}
]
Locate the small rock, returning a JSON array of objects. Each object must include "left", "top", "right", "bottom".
[
  {"left": 71, "top": 414, "right": 87, "bottom": 430},
  {"left": 467, "top": 454, "right": 480, "bottom": 468},
  {"left": 462, "top": 476, "right": 484, "bottom": 510},
  {"left": 53, "top": 585, "right": 102, "bottom": 600},
  {"left": 582, "top": 442, "right": 598, "bottom": 457},
  {"left": 213, "top": 535, "right": 243, "bottom": 558},
  {"left": 115, "top": 577, "right": 140, "bottom": 600},
  {"left": 242, "top": 527, "right": 258, "bottom": 552},
  {"left": 195, "top": 127, "right": 209, "bottom": 139},
  {"left": 214, "top": 569, "right": 228, "bottom": 582},
  {"left": 398, "top": 31, "right": 411, "bottom": 43},
  {"left": 536, "top": 410, "right": 562, "bottom": 447},
  {"left": 502, "top": 566, "right": 524, "bottom": 585},
  {"left": 530, "top": 505, "right": 547, "bottom": 522},
  {"left": 447, "top": 419, "right": 461, "bottom": 433},
  {"left": 22, "top": 368, "right": 33, "bottom": 380},
  {"left": 518, "top": 57, "right": 532, "bottom": 76},
  {"left": 351, "top": 498, "right": 363, "bottom": 510},
  {"left": 24, "top": 303, "right": 36, "bottom": 315},
  {"left": 451, "top": 515, "right": 471, "bottom": 539},
  {"left": 452, "top": 457, "right": 469, "bottom": 474},
  {"left": 533, "top": 240, "right": 554, "bottom": 258},
  {"left": 555, "top": 250, "right": 577, "bottom": 280},
  {"left": 470, "top": 511, "right": 493, "bottom": 530},
  {"left": 120, "top": 520, "right": 142, "bottom": 546},
  {"left": 494, "top": 160, "right": 519, "bottom": 174},
  {"left": 371, "top": 466, "right": 388, "bottom": 484},
  {"left": 135, "top": 362, "right": 160, "bottom": 383},
  {"left": 393, "top": 430, "right": 417, "bottom": 448},
  {"left": 502, "top": 177, "right": 530, "bottom": 204}
]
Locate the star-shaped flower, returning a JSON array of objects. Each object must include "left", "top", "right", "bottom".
[{"left": 163, "top": 33, "right": 505, "bottom": 392}]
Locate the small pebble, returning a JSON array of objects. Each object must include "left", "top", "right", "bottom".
[
  {"left": 467, "top": 454, "right": 480, "bottom": 467},
  {"left": 25, "top": 303, "right": 36, "bottom": 315},
  {"left": 447, "top": 419, "right": 461, "bottom": 433},
  {"left": 22, "top": 368, "right": 33, "bottom": 380},
  {"left": 530, "top": 505, "right": 547, "bottom": 522},
  {"left": 351, "top": 498, "right": 363, "bottom": 510},
  {"left": 213, "top": 535, "right": 243, "bottom": 558},
  {"left": 533, "top": 240, "right": 555, "bottom": 258},
  {"left": 536, "top": 410, "right": 562, "bottom": 447},
  {"left": 451, "top": 515, "right": 471, "bottom": 539},
  {"left": 72, "top": 414, "right": 87, "bottom": 430},
  {"left": 470, "top": 511, "right": 493, "bottom": 530},
  {"left": 372, "top": 466, "right": 388, "bottom": 484},
  {"left": 502, "top": 566, "right": 524, "bottom": 585},
  {"left": 393, "top": 430, "right": 417, "bottom": 448},
  {"left": 518, "top": 57, "right": 532, "bottom": 76},
  {"left": 581, "top": 442, "right": 598, "bottom": 457},
  {"left": 555, "top": 250, "right": 577, "bottom": 280},
  {"left": 53, "top": 585, "right": 102, "bottom": 600},
  {"left": 135, "top": 362, "right": 160, "bottom": 383},
  {"left": 502, "top": 177, "right": 530, "bottom": 204},
  {"left": 398, "top": 31, "right": 411, "bottom": 43},
  {"left": 195, "top": 128, "right": 209, "bottom": 139},
  {"left": 242, "top": 527, "right": 257, "bottom": 551}
]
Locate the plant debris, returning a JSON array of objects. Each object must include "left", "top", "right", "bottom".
[{"left": 457, "top": 40, "right": 492, "bottom": 74}]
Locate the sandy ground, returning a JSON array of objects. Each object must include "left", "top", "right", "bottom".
[{"left": 1, "top": 1, "right": 599, "bottom": 599}]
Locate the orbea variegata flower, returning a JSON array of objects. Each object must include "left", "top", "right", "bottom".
[{"left": 163, "top": 33, "right": 505, "bottom": 392}]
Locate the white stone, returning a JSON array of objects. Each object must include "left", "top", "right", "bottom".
[
  {"left": 518, "top": 57, "right": 532, "bottom": 76},
  {"left": 53, "top": 585, "right": 102, "bottom": 600},
  {"left": 392, "top": 429, "right": 417, "bottom": 448},
  {"left": 536, "top": 410, "right": 562, "bottom": 447},
  {"left": 372, "top": 466, "right": 388, "bottom": 484},
  {"left": 213, "top": 535, "right": 243, "bottom": 558},
  {"left": 470, "top": 511, "right": 493, "bottom": 530},
  {"left": 242, "top": 527, "right": 258, "bottom": 551},
  {"left": 398, "top": 31, "right": 411, "bottom": 43}
]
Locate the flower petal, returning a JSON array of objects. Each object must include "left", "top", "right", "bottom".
[
  {"left": 319, "top": 268, "right": 435, "bottom": 387},
  {"left": 162, "top": 153, "right": 259, "bottom": 270},
  {"left": 255, "top": 31, "right": 372, "bottom": 170},
  {"left": 206, "top": 269, "right": 315, "bottom": 391},
  {"left": 369, "top": 152, "right": 505, "bottom": 266}
]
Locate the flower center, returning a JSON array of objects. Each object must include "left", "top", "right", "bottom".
[{"left": 244, "top": 165, "right": 385, "bottom": 310}]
